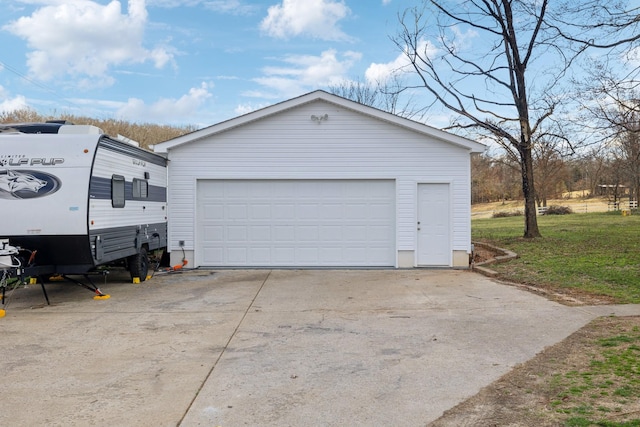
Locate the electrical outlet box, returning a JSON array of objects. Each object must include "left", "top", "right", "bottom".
[{"left": 178, "top": 240, "right": 185, "bottom": 247}]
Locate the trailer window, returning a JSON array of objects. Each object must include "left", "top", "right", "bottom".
[
  {"left": 112, "top": 175, "right": 125, "bottom": 208},
  {"left": 133, "top": 178, "right": 148, "bottom": 199}
]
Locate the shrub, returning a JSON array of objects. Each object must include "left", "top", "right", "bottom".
[
  {"left": 492, "top": 210, "right": 523, "bottom": 218},
  {"left": 544, "top": 205, "right": 573, "bottom": 215}
]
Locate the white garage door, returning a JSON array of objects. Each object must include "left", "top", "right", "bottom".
[{"left": 196, "top": 180, "right": 396, "bottom": 267}]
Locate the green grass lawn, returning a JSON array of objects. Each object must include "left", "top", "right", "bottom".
[{"left": 472, "top": 211, "right": 640, "bottom": 304}]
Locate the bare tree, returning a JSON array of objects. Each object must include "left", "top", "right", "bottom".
[
  {"left": 551, "top": 1, "right": 640, "bottom": 50},
  {"left": 328, "top": 75, "right": 427, "bottom": 121},
  {"left": 494, "top": 156, "right": 523, "bottom": 204},
  {"left": 471, "top": 154, "right": 495, "bottom": 204},
  {"left": 610, "top": 105, "right": 640, "bottom": 204},
  {"left": 533, "top": 137, "right": 570, "bottom": 207},
  {"left": 580, "top": 149, "right": 608, "bottom": 198},
  {"left": 599, "top": 156, "right": 627, "bottom": 204},
  {"left": 393, "top": 1, "right": 587, "bottom": 237},
  {"left": 576, "top": 60, "right": 640, "bottom": 204},
  {"left": 562, "top": 1, "right": 640, "bottom": 203}
]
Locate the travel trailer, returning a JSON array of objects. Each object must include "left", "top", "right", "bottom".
[{"left": 0, "top": 122, "right": 167, "bottom": 289}]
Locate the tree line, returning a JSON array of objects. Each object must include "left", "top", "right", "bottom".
[
  {"left": 472, "top": 145, "right": 640, "bottom": 207},
  {"left": 0, "top": 109, "right": 195, "bottom": 149}
]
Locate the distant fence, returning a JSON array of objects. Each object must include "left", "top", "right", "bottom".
[{"left": 608, "top": 200, "right": 638, "bottom": 211}]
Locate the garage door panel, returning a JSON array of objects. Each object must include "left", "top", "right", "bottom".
[
  {"left": 342, "top": 225, "right": 367, "bottom": 241},
  {"left": 203, "top": 225, "right": 223, "bottom": 241},
  {"left": 296, "top": 204, "right": 320, "bottom": 219},
  {"left": 370, "top": 203, "right": 394, "bottom": 219},
  {"left": 319, "top": 225, "right": 342, "bottom": 240},
  {"left": 249, "top": 225, "right": 271, "bottom": 241},
  {"left": 344, "top": 247, "right": 366, "bottom": 263},
  {"left": 227, "top": 247, "right": 248, "bottom": 263},
  {"left": 274, "top": 247, "right": 295, "bottom": 262},
  {"left": 197, "top": 180, "right": 395, "bottom": 267},
  {"left": 203, "top": 185, "right": 225, "bottom": 198},
  {"left": 369, "top": 247, "right": 393, "bottom": 264},
  {"left": 227, "top": 226, "right": 247, "bottom": 242},
  {"left": 274, "top": 225, "right": 295, "bottom": 241},
  {"left": 203, "top": 247, "right": 224, "bottom": 262},
  {"left": 203, "top": 203, "right": 224, "bottom": 220},
  {"left": 369, "top": 225, "right": 395, "bottom": 241},
  {"left": 345, "top": 203, "right": 368, "bottom": 218},
  {"left": 343, "top": 182, "right": 369, "bottom": 197},
  {"left": 297, "top": 247, "right": 319, "bottom": 263},
  {"left": 250, "top": 204, "right": 271, "bottom": 219},
  {"left": 319, "top": 247, "right": 342, "bottom": 263},
  {"left": 272, "top": 204, "right": 295, "bottom": 219},
  {"left": 225, "top": 181, "right": 250, "bottom": 197},
  {"left": 319, "top": 204, "right": 343, "bottom": 219},
  {"left": 247, "top": 181, "right": 271, "bottom": 197},
  {"left": 227, "top": 204, "right": 248, "bottom": 220},
  {"left": 297, "top": 225, "right": 319, "bottom": 241},
  {"left": 249, "top": 247, "right": 270, "bottom": 263}
]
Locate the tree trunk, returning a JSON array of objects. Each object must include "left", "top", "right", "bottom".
[{"left": 521, "top": 148, "right": 542, "bottom": 238}]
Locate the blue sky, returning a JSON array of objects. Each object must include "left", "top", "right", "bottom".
[{"left": 0, "top": 0, "right": 420, "bottom": 127}]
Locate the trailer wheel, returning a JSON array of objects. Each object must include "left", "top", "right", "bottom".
[{"left": 129, "top": 247, "right": 149, "bottom": 282}]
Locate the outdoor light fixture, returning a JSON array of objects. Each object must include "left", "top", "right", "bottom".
[{"left": 310, "top": 114, "right": 329, "bottom": 123}]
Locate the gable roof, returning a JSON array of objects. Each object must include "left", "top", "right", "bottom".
[{"left": 153, "top": 90, "right": 486, "bottom": 154}]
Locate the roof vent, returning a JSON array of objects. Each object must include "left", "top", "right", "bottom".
[{"left": 45, "top": 120, "right": 74, "bottom": 125}]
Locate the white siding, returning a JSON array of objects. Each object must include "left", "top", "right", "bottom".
[
  {"left": 90, "top": 145, "right": 167, "bottom": 231},
  {"left": 166, "top": 99, "right": 473, "bottom": 267}
]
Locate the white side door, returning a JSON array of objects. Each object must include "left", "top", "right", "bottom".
[{"left": 417, "top": 183, "right": 451, "bottom": 266}]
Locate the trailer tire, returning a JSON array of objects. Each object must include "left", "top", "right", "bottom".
[{"left": 129, "top": 247, "right": 149, "bottom": 282}]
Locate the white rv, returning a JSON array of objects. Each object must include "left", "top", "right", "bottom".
[{"left": 0, "top": 122, "right": 167, "bottom": 282}]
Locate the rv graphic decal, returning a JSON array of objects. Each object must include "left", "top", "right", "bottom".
[
  {"left": 0, "top": 156, "right": 64, "bottom": 166},
  {"left": 0, "top": 169, "right": 61, "bottom": 199}
]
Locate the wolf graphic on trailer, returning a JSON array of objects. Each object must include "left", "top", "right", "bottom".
[
  {"left": 0, "top": 169, "right": 51, "bottom": 197},
  {"left": 0, "top": 122, "right": 168, "bottom": 289}
]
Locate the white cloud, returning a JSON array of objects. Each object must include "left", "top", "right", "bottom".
[
  {"left": 365, "top": 55, "right": 407, "bottom": 85},
  {"left": 260, "top": 0, "right": 351, "bottom": 41},
  {"left": 3, "top": 0, "right": 175, "bottom": 84},
  {"left": 240, "top": 89, "right": 281, "bottom": 99},
  {"left": 115, "top": 82, "right": 212, "bottom": 122},
  {"left": 147, "top": 0, "right": 257, "bottom": 13},
  {"left": 0, "top": 94, "right": 29, "bottom": 113},
  {"left": 203, "top": 0, "right": 260, "bottom": 15},
  {"left": 147, "top": 0, "right": 202, "bottom": 7},
  {"left": 0, "top": 83, "right": 29, "bottom": 113},
  {"left": 446, "top": 25, "right": 479, "bottom": 54},
  {"left": 234, "top": 102, "right": 270, "bottom": 116},
  {"left": 252, "top": 49, "right": 361, "bottom": 97},
  {"left": 365, "top": 39, "right": 438, "bottom": 84}
]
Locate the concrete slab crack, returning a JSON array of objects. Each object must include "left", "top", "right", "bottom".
[{"left": 177, "top": 270, "right": 272, "bottom": 426}]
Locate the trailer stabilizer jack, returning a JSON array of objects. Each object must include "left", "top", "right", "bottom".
[{"left": 61, "top": 274, "right": 109, "bottom": 299}]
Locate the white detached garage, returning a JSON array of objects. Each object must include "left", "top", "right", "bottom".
[{"left": 154, "top": 91, "right": 485, "bottom": 269}]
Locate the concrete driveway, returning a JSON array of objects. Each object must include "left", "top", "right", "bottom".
[{"left": 0, "top": 269, "right": 637, "bottom": 426}]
